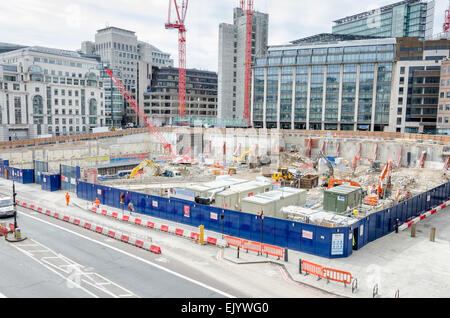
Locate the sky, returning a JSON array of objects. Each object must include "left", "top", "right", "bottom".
[{"left": 0, "top": 0, "right": 447, "bottom": 72}]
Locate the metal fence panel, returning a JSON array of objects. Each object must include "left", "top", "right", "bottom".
[
  {"left": 299, "top": 223, "right": 315, "bottom": 255},
  {"left": 315, "top": 227, "right": 331, "bottom": 258}
]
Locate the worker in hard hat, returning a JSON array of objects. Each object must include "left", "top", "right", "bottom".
[
  {"left": 94, "top": 198, "right": 100, "bottom": 208},
  {"left": 65, "top": 192, "right": 70, "bottom": 206}
]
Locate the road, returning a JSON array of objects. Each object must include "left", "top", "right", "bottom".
[
  {"left": 0, "top": 179, "right": 338, "bottom": 299},
  {"left": 0, "top": 208, "right": 233, "bottom": 298}
]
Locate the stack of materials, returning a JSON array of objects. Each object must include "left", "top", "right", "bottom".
[{"left": 280, "top": 206, "right": 357, "bottom": 227}]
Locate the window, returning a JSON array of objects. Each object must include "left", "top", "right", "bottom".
[{"left": 33, "top": 95, "right": 44, "bottom": 115}]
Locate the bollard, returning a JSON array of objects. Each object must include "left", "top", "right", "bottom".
[
  {"left": 299, "top": 259, "right": 302, "bottom": 274},
  {"left": 284, "top": 248, "right": 288, "bottom": 262},
  {"left": 199, "top": 225, "right": 205, "bottom": 245},
  {"left": 352, "top": 278, "right": 358, "bottom": 294},
  {"left": 237, "top": 246, "right": 240, "bottom": 259},
  {"left": 395, "top": 219, "right": 399, "bottom": 234},
  {"left": 411, "top": 224, "right": 416, "bottom": 238},
  {"left": 395, "top": 290, "right": 400, "bottom": 298},
  {"left": 430, "top": 227, "right": 436, "bottom": 242},
  {"left": 373, "top": 284, "right": 379, "bottom": 298}
]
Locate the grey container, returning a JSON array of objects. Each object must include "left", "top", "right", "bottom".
[
  {"left": 240, "top": 188, "right": 307, "bottom": 219},
  {"left": 209, "top": 181, "right": 272, "bottom": 210},
  {"left": 183, "top": 177, "right": 247, "bottom": 197},
  {"left": 323, "top": 185, "right": 362, "bottom": 214}
]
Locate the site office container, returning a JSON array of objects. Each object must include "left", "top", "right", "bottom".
[
  {"left": 183, "top": 177, "right": 248, "bottom": 198},
  {"left": 41, "top": 173, "right": 61, "bottom": 192},
  {"left": 240, "top": 188, "right": 307, "bottom": 218},
  {"left": 0, "top": 159, "right": 9, "bottom": 167},
  {"left": 323, "top": 185, "right": 362, "bottom": 214},
  {"left": 209, "top": 181, "right": 272, "bottom": 210}
]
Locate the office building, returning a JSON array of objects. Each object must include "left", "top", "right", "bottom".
[
  {"left": 332, "top": 0, "right": 435, "bottom": 41},
  {"left": 142, "top": 66, "right": 218, "bottom": 126},
  {"left": 0, "top": 46, "right": 105, "bottom": 141},
  {"left": 218, "top": 7, "right": 269, "bottom": 124},
  {"left": 82, "top": 27, "right": 174, "bottom": 126},
  {"left": 252, "top": 34, "right": 396, "bottom": 131},
  {"left": 389, "top": 37, "right": 450, "bottom": 134},
  {"left": 437, "top": 60, "right": 450, "bottom": 135}
]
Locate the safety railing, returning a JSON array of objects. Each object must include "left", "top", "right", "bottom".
[
  {"left": 299, "top": 259, "right": 354, "bottom": 287},
  {"left": 224, "top": 235, "right": 285, "bottom": 260}
]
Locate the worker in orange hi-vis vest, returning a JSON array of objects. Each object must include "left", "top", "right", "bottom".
[
  {"left": 65, "top": 192, "right": 70, "bottom": 206},
  {"left": 94, "top": 198, "right": 100, "bottom": 208}
]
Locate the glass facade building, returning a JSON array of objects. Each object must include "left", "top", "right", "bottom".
[
  {"left": 332, "top": 0, "right": 435, "bottom": 41},
  {"left": 252, "top": 36, "right": 396, "bottom": 131}
]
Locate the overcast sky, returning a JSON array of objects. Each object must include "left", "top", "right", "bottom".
[{"left": 0, "top": 0, "right": 446, "bottom": 72}]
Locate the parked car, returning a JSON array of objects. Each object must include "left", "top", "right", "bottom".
[{"left": 0, "top": 197, "right": 14, "bottom": 218}]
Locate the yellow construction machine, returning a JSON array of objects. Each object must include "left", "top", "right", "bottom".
[
  {"left": 233, "top": 148, "right": 252, "bottom": 164},
  {"left": 127, "top": 159, "right": 161, "bottom": 179},
  {"left": 272, "top": 168, "right": 293, "bottom": 182}
]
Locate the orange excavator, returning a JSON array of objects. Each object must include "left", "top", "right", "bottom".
[
  {"left": 364, "top": 158, "right": 393, "bottom": 206},
  {"left": 327, "top": 178, "right": 362, "bottom": 189}
]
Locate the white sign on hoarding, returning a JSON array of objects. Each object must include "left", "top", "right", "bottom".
[
  {"left": 331, "top": 233, "right": 344, "bottom": 255},
  {"left": 302, "top": 230, "right": 313, "bottom": 240}
]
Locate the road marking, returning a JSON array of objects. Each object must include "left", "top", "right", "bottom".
[
  {"left": 19, "top": 211, "right": 235, "bottom": 298},
  {"left": 12, "top": 237, "right": 138, "bottom": 298},
  {"left": 11, "top": 242, "right": 99, "bottom": 298}
]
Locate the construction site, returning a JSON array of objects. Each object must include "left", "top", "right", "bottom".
[{"left": 1, "top": 126, "right": 449, "bottom": 229}]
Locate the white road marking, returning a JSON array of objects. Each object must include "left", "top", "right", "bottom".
[
  {"left": 12, "top": 238, "right": 138, "bottom": 298},
  {"left": 19, "top": 211, "right": 236, "bottom": 298},
  {"left": 11, "top": 243, "right": 99, "bottom": 298}
]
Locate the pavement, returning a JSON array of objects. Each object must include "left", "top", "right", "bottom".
[{"left": 1, "top": 178, "right": 450, "bottom": 298}]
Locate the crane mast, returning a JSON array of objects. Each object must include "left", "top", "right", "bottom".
[
  {"left": 241, "top": 0, "right": 254, "bottom": 127},
  {"left": 445, "top": 0, "right": 450, "bottom": 32},
  {"left": 166, "top": 0, "right": 189, "bottom": 120}
]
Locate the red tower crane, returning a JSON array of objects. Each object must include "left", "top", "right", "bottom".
[
  {"left": 241, "top": 0, "right": 254, "bottom": 127},
  {"left": 165, "top": 0, "right": 189, "bottom": 119},
  {"left": 445, "top": 1, "right": 450, "bottom": 32}
]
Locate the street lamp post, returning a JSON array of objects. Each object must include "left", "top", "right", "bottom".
[
  {"left": 221, "top": 212, "right": 225, "bottom": 239},
  {"left": 12, "top": 181, "right": 17, "bottom": 231},
  {"left": 260, "top": 211, "right": 264, "bottom": 256}
]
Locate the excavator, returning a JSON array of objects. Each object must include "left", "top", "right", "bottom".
[
  {"left": 233, "top": 148, "right": 252, "bottom": 164},
  {"left": 364, "top": 158, "right": 393, "bottom": 206},
  {"left": 127, "top": 159, "right": 161, "bottom": 179},
  {"left": 320, "top": 151, "right": 362, "bottom": 189}
]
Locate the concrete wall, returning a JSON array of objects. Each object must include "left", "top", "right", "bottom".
[{"left": 1, "top": 128, "right": 447, "bottom": 170}]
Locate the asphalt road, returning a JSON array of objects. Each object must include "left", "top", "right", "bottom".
[{"left": 0, "top": 209, "right": 233, "bottom": 298}]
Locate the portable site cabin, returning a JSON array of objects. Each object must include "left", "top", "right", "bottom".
[
  {"left": 41, "top": 172, "right": 61, "bottom": 192},
  {"left": 208, "top": 180, "right": 272, "bottom": 210},
  {"left": 323, "top": 185, "right": 363, "bottom": 214},
  {"left": 240, "top": 188, "right": 307, "bottom": 219},
  {"left": 183, "top": 177, "right": 247, "bottom": 198}
]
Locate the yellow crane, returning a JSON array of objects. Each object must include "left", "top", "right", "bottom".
[{"left": 127, "top": 159, "right": 161, "bottom": 179}]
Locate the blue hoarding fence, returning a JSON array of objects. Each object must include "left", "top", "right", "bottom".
[
  {"left": 76, "top": 180, "right": 450, "bottom": 259},
  {"left": 34, "top": 160, "right": 48, "bottom": 185},
  {"left": 76, "top": 181, "right": 353, "bottom": 258},
  {"left": 60, "top": 165, "right": 80, "bottom": 193}
]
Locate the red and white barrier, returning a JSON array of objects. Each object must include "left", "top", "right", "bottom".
[
  {"left": 399, "top": 200, "right": 450, "bottom": 231},
  {"left": 86, "top": 203, "right": 224, "bottom": 246},
  {"left": 16, "top": 200, "right": 162, "bottom": 255}
]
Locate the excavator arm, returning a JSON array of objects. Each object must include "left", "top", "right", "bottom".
[{"left": 129, "top": 159, "right": 160, "bottom": 179}]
